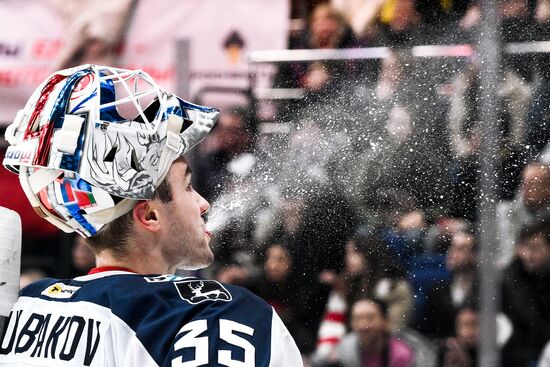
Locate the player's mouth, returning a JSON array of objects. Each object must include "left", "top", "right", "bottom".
[{"left": 205, "top": 229, "right": 212, "bottom": 237}]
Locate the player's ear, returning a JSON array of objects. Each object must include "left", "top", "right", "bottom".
[{"left": 132, "top": 201, "right": 161, "bottom": 232}]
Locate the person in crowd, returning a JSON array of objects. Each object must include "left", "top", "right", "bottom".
[
  {"left": 273, "top": 2, "right": 361, "bottom": 120},
  {"left": 497, "top": 160, "right": 550, "bottom": 267},
  {"left": 454, "top": 0, "right": 537, "bottom": 41},
  {"left": 277, "top": 2, "right": 359, "bottom": 90},
  {"left": 332, "top": 0, "right": 477, "bottom": 44},
  {"left": 525, "top": 0, "right": 550, "bottom": 155},
  {"left": 416, "top": 230, "right": 478, "bottom": 340},
  {"left": 447, "top": 0, "right": 535, "bottom": 223},
  {"left": 439, "top": 306, "right": 479, "bottom": 367},
  {"left": 501, "top": 0, "right": 537, "bottom": 81},
  {"left": 501, "top": 216, "right": 550, "bottom": 367},
  {"left": 250, "top": 242, "right": 315, "bottom": 353},
  {"left": 447, "top": 57, "right": 531, "bottom": 221},
  {"left": 381, "top": 208, "right": 427, "bottom": 269},
  {"left": 329, "top": 297, "right": 414, "bottom": 367},
  {"left": 313, "top": 232, "right": 413, "bottom": 363},
  {"left": 377, "top": 0, "right": 425, "bottom": 47},
  {"left": 346, "top": 50, "right": 451, "bottom": 227},
  {"left": 330, "top": 0, "right": 385, "bottom": 42},
  {"left": 51, "top": 0, "right": 137, "bottom": 69},
  {"left": 259, "top": 187, "right": 357, "bottom": 341},
  {"left": 415, "top": 0, "right": 475, "bottom": 38},
  {"left": 192, "top": 106, "right": 256, "bottom": 202},
  {"left": 424, "top": 217, "right": 472, "bottom": 254}
]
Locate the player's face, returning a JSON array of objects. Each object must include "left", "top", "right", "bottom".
[{"left": 158, "top": 159, "right": 213, "bottom": 271}]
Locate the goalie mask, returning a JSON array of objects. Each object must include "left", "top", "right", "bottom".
[{"left": 2, "top": 64, "right": 218, "bottom": 237}]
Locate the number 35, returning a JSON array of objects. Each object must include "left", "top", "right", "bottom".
[{"left": 172, "top": 319, "right": 255, "bottom": 367}]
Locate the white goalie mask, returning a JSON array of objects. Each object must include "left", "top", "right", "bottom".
[{"left": 2, "top": 64, "right": 219, "bottom": 237}]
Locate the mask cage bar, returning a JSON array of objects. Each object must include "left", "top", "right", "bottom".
[{"left": 97, "top": 67, "right": 164, "bottom": 133}]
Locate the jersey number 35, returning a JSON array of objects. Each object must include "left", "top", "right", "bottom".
[{"left": 172, "top": 319, "right": 255, "bottom": 367}]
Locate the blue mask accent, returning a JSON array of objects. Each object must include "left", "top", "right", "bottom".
[
  {"left": 99, "top": 75, "right": 126, "bottom": 123},
  {"left": 50, "top": 69, "right": 92, "bottom": 129},
  {"left": 177, "top": 97, "right": 218, "bottom": 113},
  {"left": 48, "top": 69, "right": 92, "bottom": 172},
  {"left": 70, "top": 90, "right": 97, "bottom": 115}
]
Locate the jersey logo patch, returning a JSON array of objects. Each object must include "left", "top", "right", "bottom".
[
  {"left": 40, "top": 282, "right": 81, "bottom": 299},
  {"left": 175, "top": 280, "right": 232, "bottom": 304}
]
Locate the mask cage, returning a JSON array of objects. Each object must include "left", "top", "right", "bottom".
[{"left": 97, "top": 66, "right": 166, "bottom": 133}]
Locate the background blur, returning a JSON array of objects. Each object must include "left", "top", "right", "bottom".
[{"left": 2, "top": 0, "right": 550, "bottom": 366}]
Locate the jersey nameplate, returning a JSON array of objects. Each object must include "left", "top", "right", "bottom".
[
  {"left": 174, "top": 280, "right": 231, "bottom": 304},
  {"left": 0, "top": 310, "right": 102, "bottom": 366}
]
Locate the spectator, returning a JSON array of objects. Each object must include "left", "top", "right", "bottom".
[
  {"left": 415, "top": 0, "right": 475, "bottom": 37},
  {"left": 262, "top": 195, "right": 308, "bottom": 250},
  {"left": 416, "top": 231, "right": 478, "bottom": 340},
  {"left": 273, "top": 2, "right": 361, "bottom": 120},
  {"left": 457, "top": 0, "right": 536, "bottom": 42},
  {"left": 501, "top": 216, "right": 550, "bottom": 367},
  {"left": 377, "top": 0, "right": 425, "bottom": 47},
  {"left": 331, "top": 298, "right": 414, "bottom": 367},
  {"left": 255, "top": 185, "right": 357, "bottom": 342},
  {"left": 497, "top": 161, "right": 550, "bottom": 268},
  {"left": 51, "top": 0, "right": 137, "bottom": 69},
  {"left": 313, "top": 233, "right": 413, "bottom": 363},
  {"left": 439, "top": 306, "right": 479, "bottom": 367},
  {"left": 381, "top": 209, "right": 427, "bottom": 269},
  {"left": 424, "top": 217, "right": 472, "bottom": 254},
  {"left": 192, "top": 106, "right": 256, "bottom": 202},
  {"left": 500, "top": 0, "right": 537, "bottom": 80},
  {"left": 525, "top": 0, "right": 550, "bottom": 155},
  {"left": 447, "top": 58, "right": 531, "bottom": 221},
  {"left": 331, "top": 0, "right": 385, "bottom": 41},
  {"left": 250, "top": 243, "right": 315, "bottom": 353},
  {"left": 348, "top": 51, "right": 451, "bottom": 226}
]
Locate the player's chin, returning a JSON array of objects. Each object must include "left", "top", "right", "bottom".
[
  {"left": 185, "top": 246, "right": 214, "bottom": 270},
  {"left": 201, "top": 245, "right": 215, "bottom": 264},
  {"left": 179, "top": 255, "right": 213, "bottom": 270}
]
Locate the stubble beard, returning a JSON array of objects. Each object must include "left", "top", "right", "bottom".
[{"left": 164, "top": 220, "right": 214, "bottom": 271}]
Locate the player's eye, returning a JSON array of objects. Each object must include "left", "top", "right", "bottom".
[{"left": 186, "top": 183, "right": 193, "bottom": 192}]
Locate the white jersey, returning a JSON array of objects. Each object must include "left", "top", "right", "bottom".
[{"left": 0, "top": 269, "right": 303, "bottom": 366}]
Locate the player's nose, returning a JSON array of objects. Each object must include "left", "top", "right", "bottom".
[{"left": 197, "top": 192, "right": 210, "bottom": 216}]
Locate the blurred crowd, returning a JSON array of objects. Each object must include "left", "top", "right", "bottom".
[{"left": 4, "top": 0, "right": 550, "bottom": 366}]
